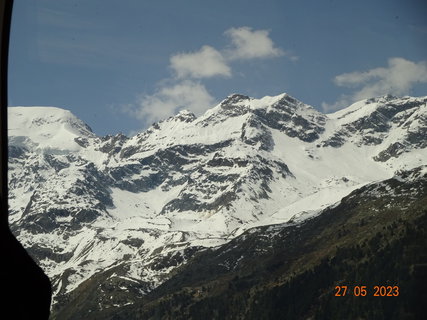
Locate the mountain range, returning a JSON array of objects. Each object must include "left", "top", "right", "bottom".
[{"left": 7, "top": 93, "right": 427, "bottom": 319}]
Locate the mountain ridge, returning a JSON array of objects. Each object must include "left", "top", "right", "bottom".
[{"left": 7, "top": 92, "right": 427, "bottom": 315}]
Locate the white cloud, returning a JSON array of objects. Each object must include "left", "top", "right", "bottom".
[
  {"left": 224, "top": 26, "right": 285, "bottom": 60},
  {"left": 334, "top": 57, "right": 427, "bottom": 97},
  {"left": 133, "top": 81, "right": 216, "bottom": 123},
  {"left": 170, "top": 45, "right": 231, "bottom": 79},
  {"left": 322, "top": 57, "right": 427, "bottom": 112},
  {"left": 124, "top": 26, "right": 291, "bottom": 125},
  {"left": 169, "top": 27, "right": 289, "bottom": 79}
]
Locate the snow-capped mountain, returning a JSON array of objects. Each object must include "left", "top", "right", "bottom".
[{"left": 7, "top": 93, "right": 427, "bottom": 313}]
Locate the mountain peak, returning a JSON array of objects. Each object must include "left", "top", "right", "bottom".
[
  {"left": 217, "top": 92, "right": 319, "bottom": 114},
  {"left": 220, "top": 93, "right": 251, "bottom": 106},
  {"left": 175, "top": 109, "right": 197, "bottom": 122},
  {"left": 8, "top": 106, "right": 93, "bottom": 133},
  {"left": 8, "top": 106, "right": 94, "bottom": 152}
]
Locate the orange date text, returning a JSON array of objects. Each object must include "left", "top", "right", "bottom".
[{"left": 334, "top": 285, "right": 399, "bottom": 297}]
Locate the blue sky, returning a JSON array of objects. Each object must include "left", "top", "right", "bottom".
[{"left": 8, "top": 0, "right": 427, "bottom": 135}]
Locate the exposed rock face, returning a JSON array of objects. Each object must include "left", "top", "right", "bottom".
[{"left": 7, "top": 94, "right": 427, "bottom": 316}]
